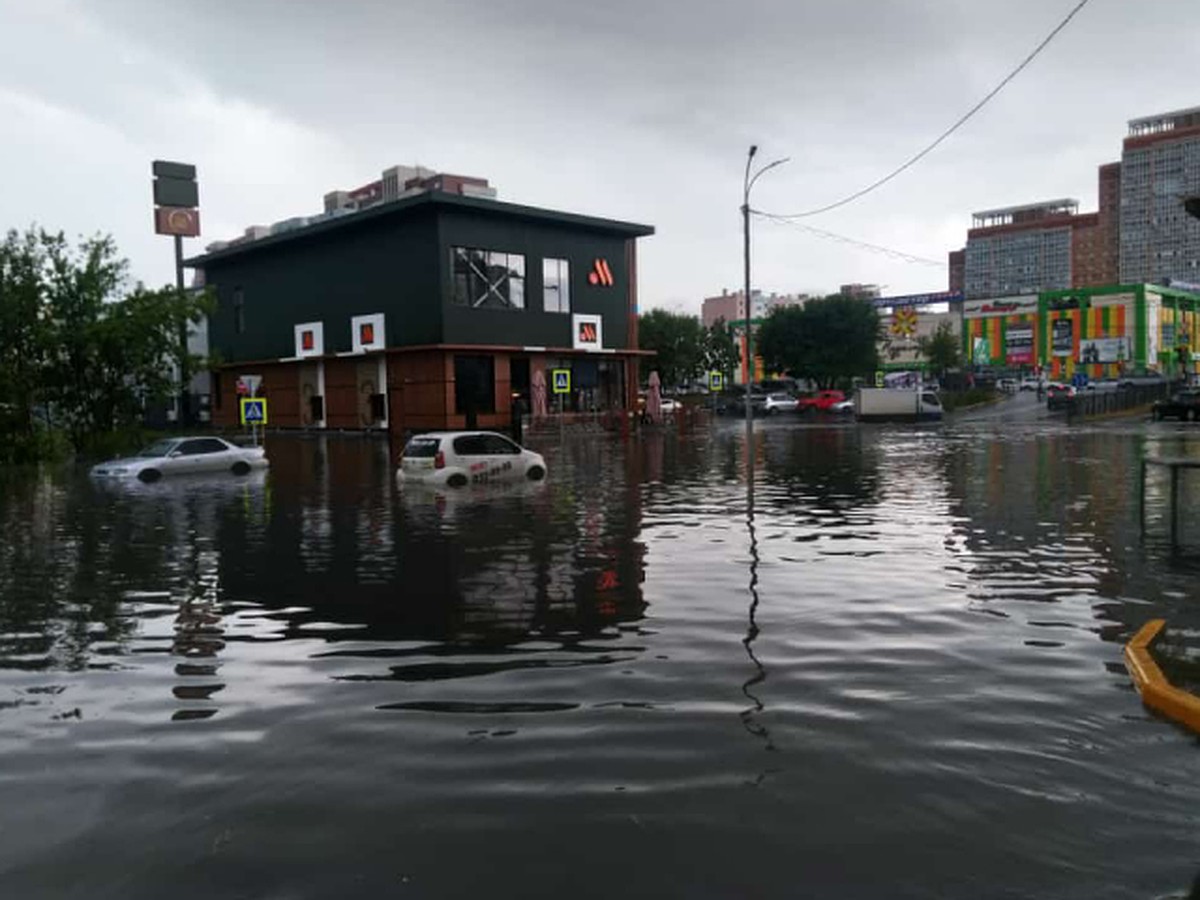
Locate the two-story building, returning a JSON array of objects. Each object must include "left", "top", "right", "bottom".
[{"left": 187, "top": 191, "right": 655, "bottom": 441}]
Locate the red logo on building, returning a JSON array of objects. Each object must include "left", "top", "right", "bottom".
[
  {"left": 578, "top": 321, "right": 598, "bottom": 343},
  {"left": 588, "top": 258, "right": 614, "bottom": 287},
  {"left": 360, "top": 323, "right": 375, "bottom": 346},
  {"left": 302, "top": 330, "right": 315, "bottom": 351}
]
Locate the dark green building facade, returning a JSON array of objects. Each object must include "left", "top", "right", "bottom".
[{"left": 188, "top": 192, "right": 654, "bottom": 437}]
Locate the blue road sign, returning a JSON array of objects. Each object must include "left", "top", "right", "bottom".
[
  {"left": 551, "top": 369, "right": 571, "bottom": 394},
  {"left": 240, "top": 397, "right": 268, "bottom": 425}
]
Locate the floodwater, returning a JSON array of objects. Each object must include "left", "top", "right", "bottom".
[{"left": 2, "top": 412, "right": 1200, "bottom": 899}]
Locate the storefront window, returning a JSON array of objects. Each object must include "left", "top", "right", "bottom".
[
  {"left": 543, "top": 258, "right": 570, "bottom": 313},
  {"left": 451, "top": 247, "right": 526, "bottom": 310},
  {"left": 454, "top": 355, "right": 496, "bottom": 414}
]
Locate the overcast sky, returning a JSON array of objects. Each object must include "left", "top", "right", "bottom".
[{"left": 1, "top": 0, "right": 1197, "bottom": 311}]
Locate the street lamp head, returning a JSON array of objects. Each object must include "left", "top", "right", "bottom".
[{"left": 748, "top": 144, "right": 758, "bottom": 160}]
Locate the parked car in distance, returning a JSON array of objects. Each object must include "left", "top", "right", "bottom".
[
  {"left": 1119, "top": 373, "right": 1169, "bottom": 390},
  {"left": 796, "top": 390, "right": 847, "bottom": 414},
  {"left": 90, "top": 436, "right": 268, "bottom": 483},
  {"left": 762, "top": 392, "right": 799, "bottom": 415},
  {"left": 1045, "top": 383, "right": 1076, "bottom": 410},
  {"left": 1152, "top": 389, "right": 1200, "bottom": 421},
  {"left": 1019, "top": 377, "right": 1043, "bottom": 392},
  {"left": 996, "top": 378, "right": 1019, "bottom": 393},
  {"left": 717, "top": 390, "right": 767, "bottom": 416},
  {"left": 399, "top": 431, "right": 546, "bottom": 488},
  {"left": 830, "top": 399, "right": 855, "bottom": 415}
]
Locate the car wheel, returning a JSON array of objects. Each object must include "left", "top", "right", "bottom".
[
  {"left": 526, "top": 465, "right": 546, "bottom": 482},
  {"left": 231, "top": 461, "right": 251, "bottom": 476},
  {"left": 138, "top": 468, "right": 162, "bottom": 484},
  {"left": 446, "top": 473, "right": 468, "bottom": 488}
]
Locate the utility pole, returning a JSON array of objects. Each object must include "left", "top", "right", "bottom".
[{"left": 741, "top": 146, "right": 790, "bottom": 447}]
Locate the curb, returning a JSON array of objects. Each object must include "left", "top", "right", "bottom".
[{"left": 1124, "top": 619, "right": 1200, "bottom": 735}]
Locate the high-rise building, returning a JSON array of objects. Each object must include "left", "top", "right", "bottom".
[
  {"left": 948, "top": 250, "right": 965, "bottom": 294},
  {"left": 1119, "top": 106, "right": 1200, "bottom": 285},
  {"left": 962, "top": 200, "right": 1082, "bottom": 299}
]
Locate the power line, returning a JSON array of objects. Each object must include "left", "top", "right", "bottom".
[
  {"left": 757, "top": 213, "right": 945, "bottom": 267},
  {"left": 762, "top": 0, "right": 1094, "bottom": 220}
]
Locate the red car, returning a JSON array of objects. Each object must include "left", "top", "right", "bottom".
[{"left": 796, "top": 390, "right": 847, "bottom": 413}]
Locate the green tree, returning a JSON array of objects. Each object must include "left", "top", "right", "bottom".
[
  {"left": 703, "top": 318, "right": 740, "bottom": 385},
  {"left": 757, "top": 295, "right": 881, "bottom": 389},
  {"left": 0, "top": 226, "right": 213, "bottom": 459},
  {"left": 917, "top": 320, "right": 962, "bottom": 379},
  {"left": 0, "top": 229, "right": 54, "bottom": 460},
  {"left": 638, "top": 309, "right": 704, "bottom": 388}
]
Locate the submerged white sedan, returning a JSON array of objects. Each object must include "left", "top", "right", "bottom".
[
  {"left": 90, "top": 436, "right": 268, "bottom": 483},
  {"left": 398, "top": 431, "right": 546, "bottom": 488}
]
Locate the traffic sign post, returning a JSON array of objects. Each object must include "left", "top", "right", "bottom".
[
  {"left": 709, "top": 371, "right": 723, "bottom": 392},
  {"left": 875, "top": 371, "right": 885, "bottom": 388},
  {"left": 240, "top": 397, "right": 268, "bottom": 447},
  {"left": 551, "top": 369, "right": 570, "bottom": 441}
]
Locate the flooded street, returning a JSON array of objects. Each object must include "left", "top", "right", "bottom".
[{"left": 2, "top": 418, "right": 1200, "bottom": 899}]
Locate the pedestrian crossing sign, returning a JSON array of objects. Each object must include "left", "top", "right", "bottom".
[
  {"left": 709, "top": 371, "right": 723, "bottom": 391},
  {"left": 874, "top": 371, "right": 884, "bottom": 388},
  {"left": 240, "top": 397, "right": 268, "bottom": 425},
  {"left": 551, "top": 369, "right": 571, "bottom": 394}
]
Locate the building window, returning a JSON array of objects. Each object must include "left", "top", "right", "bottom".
[
  {"left": 451, "top": 247, "right": 525, "bottom": 310},
  {"left": 233, "top": 287, "right": 245, "bottom": 334},
  {"left": 543, "top": 258, "right": 570, "bottom": 313},
  {"left": 454, "top": 355, "right": 496, "bottom": 414}
]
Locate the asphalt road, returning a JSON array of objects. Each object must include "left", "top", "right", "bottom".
[{"left": 952, "top": 388, "right": 1058, "bottom": 425}]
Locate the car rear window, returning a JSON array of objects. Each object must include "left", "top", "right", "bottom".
[{"left": 404, "top": 437, "right": 441, "bottom": 458}]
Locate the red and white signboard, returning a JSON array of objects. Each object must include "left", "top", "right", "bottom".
[
  {"left": 236, "top": 374, "right": 263, "bottom": 397},
  {"left": 294, "top": 321, "right": 324, "bottom": 358},
  {"left": 154, "top": 206, "right": 201, "bottom": 237},
  {"left": 572, "top": 313, "right": 603, "bottom": 351},
  {"left": 351, "top": 313, "right": 385, "bottom": 354}
]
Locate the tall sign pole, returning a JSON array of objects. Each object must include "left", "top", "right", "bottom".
[{"left": 152, "top": 160, "right": 201, "bottom": 427}]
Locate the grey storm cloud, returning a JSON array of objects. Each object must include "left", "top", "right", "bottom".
[{"left": 1, "top": 0, "right": 1198, "bottom": 307}]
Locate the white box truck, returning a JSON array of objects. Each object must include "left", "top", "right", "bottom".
[{"left": 855, "top": 388, "right": 943, "bottom": 422}]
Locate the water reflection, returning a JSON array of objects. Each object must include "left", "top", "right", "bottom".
[{"left": 4, "top": 425, "right": 1200, "bottom": 898}]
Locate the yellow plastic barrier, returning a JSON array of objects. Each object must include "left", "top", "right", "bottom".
[{"left": 1124, "top": 619, "right": 1200, "bottom": 736}]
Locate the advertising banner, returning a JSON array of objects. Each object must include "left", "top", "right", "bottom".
[
  {"left": 1078, "top": 337, "right": 1130, "bottom": 365},
  {"left": 963, "top": 295, "right": 1038, "bottom": 319},
  {"left": 1006, "top": 325, "right": 1034, "bottom": 364},
  {"left": 1052, "top": 319, "right": 1074, "bottom": 357},
  {"left": 972, "top": 336, "right": 990, "bottom": 362},
  {"left": 872, "top": 291, "right": 963, "bottom": 310}
]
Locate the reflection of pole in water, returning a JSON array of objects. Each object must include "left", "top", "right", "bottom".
[{"left": 740, "top": 442, "right": 775, "bottom": 754}]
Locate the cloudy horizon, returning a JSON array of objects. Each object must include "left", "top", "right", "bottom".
[{"left": 2, "top": 0, "right": 1197, "bottom": 310}]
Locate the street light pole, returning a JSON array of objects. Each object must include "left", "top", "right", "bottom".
[{"left": 741, "top": 146, "right": 789, "bottom": 446}]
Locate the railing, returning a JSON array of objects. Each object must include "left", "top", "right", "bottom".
[{"left": 1066, "top": 383, "right": 1170, "bottom": 419}]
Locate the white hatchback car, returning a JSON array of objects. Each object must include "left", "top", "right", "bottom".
[
  {"left": 398, "top": 431, "right": 547, "bottom": 488},
  {"left": 90, "top": 436, "right": 268, "bottom": 483}
]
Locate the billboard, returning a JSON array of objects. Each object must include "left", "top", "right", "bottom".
[
  {"left": 963, "top": 295, "right": 1038, "bottom": 319},
  {"left": 1052, "top": 319, "right": 1073, "bottom": 356},
  {"left": 1006, "top": 325, "right": 1034, "bottom": 364},
  {"left": 154, "top": 206, "right": 201, "bottom": 237},
  {"left": 1078, "top": 337, "right": 1130, "bottom": 365}
]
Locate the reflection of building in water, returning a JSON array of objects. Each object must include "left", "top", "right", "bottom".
[{"left": 216, "top": 436, "right": 646, "bottom": 646}]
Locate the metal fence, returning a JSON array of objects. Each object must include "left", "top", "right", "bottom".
[{"left": 1066, "top": 384, "right": 1170, "bottom": 419}]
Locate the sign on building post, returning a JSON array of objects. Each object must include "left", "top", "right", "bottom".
[
  {"left": 874, "top": 371, "right": 885, "bottom": 388},
  {"left": 709, "top": 371, "right": 723, "bottom": 392},
  {"left": 551, "top": 369, "right": 571, "bottom": 394},
  {"left": 152, "top": 160, "right": 200, "bottom": 427}
]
